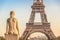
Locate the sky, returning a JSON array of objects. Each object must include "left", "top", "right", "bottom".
[{"left": 0, "top": 0, "right": 60, "bottom": 37}]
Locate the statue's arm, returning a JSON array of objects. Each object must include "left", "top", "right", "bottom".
[
  {"left": 6, "top": 19, "right": 9, "bottom": 34},
  {"left": 16, "top": 19, "right": 19, "bottom": 34}
]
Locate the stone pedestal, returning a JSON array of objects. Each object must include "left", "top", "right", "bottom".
[{"left": 5, "top": 34, "right": 19, "bottom": 40}]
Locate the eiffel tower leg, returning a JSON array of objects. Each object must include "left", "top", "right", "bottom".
[
  {"left": 44, "top": 28, "right": 56, "bottom": 40},
  {"left": 29, "top": 11, "right": 35, "bottom": 23},
  {"left": 41, "top": 13, "right": 48, "bottom": 23}
]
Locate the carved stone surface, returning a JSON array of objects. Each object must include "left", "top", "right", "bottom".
[{"left": 5, "top": 34, "right": 19, "bottom": 40}]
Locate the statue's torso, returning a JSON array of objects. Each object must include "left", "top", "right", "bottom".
[{"left": 7, "top": 18, "right": 18, "bottom": 34}]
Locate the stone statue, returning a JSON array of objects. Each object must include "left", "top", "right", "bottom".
[{"left": 6, "top": 11, "right": 19, "bottom": 35}]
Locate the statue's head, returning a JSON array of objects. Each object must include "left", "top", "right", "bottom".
[{"left": 10, "top": 10, "right": 15, "bottom": 18}]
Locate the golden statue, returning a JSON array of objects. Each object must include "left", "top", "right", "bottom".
[{"left": 6, "top": 11, "right": 19, "bottom": 35}]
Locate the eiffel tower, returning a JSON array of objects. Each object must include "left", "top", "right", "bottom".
[{"left": 22, "top": 0, "right": 56, "bottom": 40}]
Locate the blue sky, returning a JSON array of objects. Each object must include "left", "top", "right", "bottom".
[{"left": 0, "top": 0, "right": 60, "bottom": 37}]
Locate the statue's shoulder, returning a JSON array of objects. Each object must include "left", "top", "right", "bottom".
[
  {"left": 7, "top": 18, "right": 10, "bottom": 22},
  {"left": 13, "top": 18, "right": 18, "bottom": 21}
]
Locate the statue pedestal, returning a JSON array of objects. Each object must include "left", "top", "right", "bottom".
[{"left": 5, "top": 34, "right": 19, "bottom": 40}]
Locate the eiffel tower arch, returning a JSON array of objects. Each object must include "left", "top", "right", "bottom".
[{"left": 22, "top": 0, "right": 56, "bottom": 40}]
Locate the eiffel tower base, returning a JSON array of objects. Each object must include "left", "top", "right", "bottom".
[{"left": 22, "top": 23, "right": 56, "bottom": 40}]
